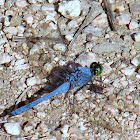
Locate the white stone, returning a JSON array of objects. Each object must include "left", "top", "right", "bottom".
[
  {"left": 121, "top": 67, "right": 135, "bottom": 76},
  {"left": 26, "top": 76, "right": 41, "bottom": 86},
  {"left": 4, "top": 122, "right": 21, "bottom": 135},
  {"left": 17, "top": 26, "right": 25, "bottom": 34},
  {"left": 0, "top": 53, "right": 13, "bottom": 64},
  {"left": 129, "top": 20, "right": 139, "bottom": 30},
  {"left": 116, "top": 13, "right": 131, "bottom": 25},
  {"left": 67, "top": 20, "right": 78, "bottom": 28},
  {"left": 93, "top": 13, "right": 107, "bottom": 25},
  {"left": 0, "top": 0, "right": 5, "bottom": 6},
  {"left": 36, "top": 0, "right": 44, "bottom": 2},
  {"left": 61, "top": 125, "right": 69, "bottom": 134},
  {"left": 102, "top": 63, "right": 112, "bottom": 75},
  {"left": 75, "top": 52, "right": 98, "bottom": 67},
  {"left": 132, "top": 33, "right": 140, "bottom": 43},
  {"left": 43, "top": 63, "right": 53, "bottom": 73},
  {"left": 136, "top": 74, "right": 140, "bottom": 78},
  {"left": 51, "top": 99, "right": 60, "bottom": 107},
  {"left": 4, "top": 16, "right": 10, "bottom": 26},
  {"left": 53, "top": 43, "right": 66, "bottom": 52},
  {"left": 24, "top": 14, "right": 33, "bottom": 25},
  {"left": 14, "top": 64, "right": 29, "bottom": 70},
  {"left": 37, "top": 112, "right": 46, "bottom": 118},
  {"left": 111, "top": 3, "right": 125, "bottom": 12},
  {"left": 48, "top": 0, "right": 56, "bottom": 4},
  {"left": 131, "top": 57, "right": 139, "bottom": 66},
  {"left": 15, "top": 0, "right": 28, "bottom": 8},
  {"left": 41, "top": 4, "right": 55, "bottom": 12},
  {"left": 58, "top": 0, "right": 81, "bottom": 19},
  {"left": 45, "top": 15, "right": 56, "bottom": 24},
  {"left": 15, "top": 59, "right": 25, "bottom": 65},
  {"left": 65, "top": 34, "right": 73, "bottom": 41},
  {"left": 28, "top": 0, "right": 36, "bottom": 4},
  {"left": 3, "top": 27, "right": 18, "bottom": 35}
]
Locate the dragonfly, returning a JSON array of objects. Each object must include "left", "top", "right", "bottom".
[{"left": 11, "top": 62, "right": 103, "bottom": 116}]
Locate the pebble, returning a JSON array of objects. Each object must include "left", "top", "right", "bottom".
[
  {"left": 0, "top": 53, "right": 13, "bottom": 64},
  {"left": 60, "top": 125, "right": 69, "bottom": 137},
  {"left": 48, "top": 0, "right": 56, "bottom": 4},
  {"left": 24, "top": 14, "right": 33, "bottom": 25},
  {"left": 3, "top": 27, "right": 18, "bottom": 35},
  {"left": 37, "top": 112, "right": 46, "bottom": 119},
  {"left": 131, "top": 57, "right": 139, "bottom": 66},
  {"left": 51, "top": 99, "right": 60, "bottom": 107},
  {"left": 102, "top": 63, "right": 112, "bottom": 75},
  {"left": 53, "top": 43, "right": 66, "bottom": 52},
  {"left": 14, "top": 64, "right": 29, "bottom": 70},
  {"left": 121, "top": 67, "right": 135, "bottom": 76},
  {"left": 24, "top": 123, "right": 34, "bottom": 132},
  {"left": 111, "top": 3, "right": 125, "bottom": 12},
  {"left": 116, "top": 13, "right": 131, "bottom": 25},
  {"left": 26, "top": 76, "right": 41, "bottom": 86},
  {"left": 28, "top": 0, "right": 36, "bottom": 4},
  {"left": 58, "top": 0, "right": 81, "bottom": 19},
  {"left": 93, "top": 13, "right": 107, "bottom": 25},
  {"left": 131, "top": 33, "right": 140, "bottom": 43},
  {"left": 93, "top": 42, "right": 121, "bottom": 53},
  {"left": 75, "top": 52, "right": 98, "bottom": 67},
  {"left": 4, "top": 122, "right": 21, "bottom": 135},
  {"left": 129, "top": 3, "right": 140, "bottom": 15},
  {"left": 0, "top": 0, "right": 5, "bottom": 6},
  {"left": 4, "top": 16, "right": 10, "bottom": 26},
  {"left": 129, "top": 20, "right": 139, "bottom": 30},
  {"left": 15, "top": 0, "right": 28, "bottom": 8}
]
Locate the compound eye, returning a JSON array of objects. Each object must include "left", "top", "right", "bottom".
[{"left": 90, "top": 62, "right": 103, "bottom": 76}]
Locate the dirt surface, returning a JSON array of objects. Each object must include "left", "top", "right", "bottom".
[{"left": 0, "top": 0, "right": 139, "bottom": 139}]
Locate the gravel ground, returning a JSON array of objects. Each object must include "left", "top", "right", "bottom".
[{"left": 0, "top": 0, "right": 140, "bottom": 139}]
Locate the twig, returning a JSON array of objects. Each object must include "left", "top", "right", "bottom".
[
  {"left": 12, "top": 36, "right": 63, "bottom": 43},
  {"left": 67, "top": 5, "right": 101, "bottom": 50},
  {"left": 16, "top": 86, "right": 31, "bottom": 105},
  {"left": 103, "top": 0, "right": 117, "bottom": 31}
]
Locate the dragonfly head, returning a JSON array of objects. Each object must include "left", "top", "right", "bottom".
[{"left": 90, "top": 62, "right": 103, "bottom": 76}]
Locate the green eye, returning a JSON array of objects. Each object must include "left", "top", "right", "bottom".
[{"left": 90, "top": 62, "right": 103, "bottom": 76}]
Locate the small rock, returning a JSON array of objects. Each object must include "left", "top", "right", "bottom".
[
  {"left": 58, "top": 0, "right": 81, "bottom": 19},
  {"left": 4, "top": 122, "right": 21, "bottom": 135},
  {"left": 26, "top": 76, "right": 41, "bottom": 86},
  {"left": 121, "top": 67, "right": 135, "bottom": 76},
  {"left": 24, "top": 123, "right": 33, "bottom": 132},
  {"left": 116, "top": 13, "right": 131, "bottom": 25},
  {"left": 131, "top": 57, "right": 139, "bottom": 66},
  {"left": 93, "top": 13, "right": 107, "bottom": 25},
  {"left": 51, "top": 99, "right": 60, "bottom": 107},
  {"left": 15, "top": 0, "right": 28, "bottom": 8},
  {"left": 4, "top": 16, "right": 10, "bottom": 26},
  {"left": 37, "top": 112, "right": 46, "bottom": 119},
  {"left": 24, "top": 14, "right": 33, "bottom": 25},
  {"left": 102, "top": 63, "right": 112, "bottom": 75},
  {"left": 93, "top": 42, "right": 121, "bottom": 53},
  {"left": 111, "top": 3, "right": 125, "bottom": 12},
  {"left": 43, "top": 63, "right": 53, "bottom": 73},
  {"left": 15, "top": 59, "right": 25, "bottom": 65},
  {"left": 131, "top": 33, "right": 140, "bottom": 43},
  {"left": 53, "top": 43, "right": 66, "bottom": 52},
  {"left": 14, "top": 64, "right": 29, "bottom": 70},
  {"left": 37, "top": 123, "right": 48, "bottom": 132},
  {"left": 3, "top": 27, "right": 18, "bottom": 35},
  {"left": 129, "top": 3, "right": 140, "bottom": 15},
  {"left": 65, "top": 34, "right": 73, "bottom": 41},
  {"left": 36, "top": 0, "right": 44, "bottom": 2},
  {"left": 60, "top": 125, "right": 69, "bottom": 137},
  {"left": 41, "top": 4, "right": 55, "bottom": 12},
  {"left": 0, "top": 53, "right": 13, "bottom": 64},
  {"left": 75, "top": 52, "right": 98, "bottom": 67},
  {"left": 0, "top": 0, "right": 5, "bottom": 6},
  {"left": 28, "top": 0, "right": 36, "bottom": 4},
  {"left": 17, "top": 26, "right": 25, "bottom": 34},
  {"left": 48, "top": 0, "right": 57, "bottom": 4},
  {"left": 129, "top": 20, "right": 139, "bottom": 30}
]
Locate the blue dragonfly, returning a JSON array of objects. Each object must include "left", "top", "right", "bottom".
[{"left": 11, "top": 62, "right": 103, "bottom": 116}]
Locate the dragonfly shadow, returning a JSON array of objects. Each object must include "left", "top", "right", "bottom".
[{"left": 0, "top": 62, "right": 82, "bottom": 117}]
